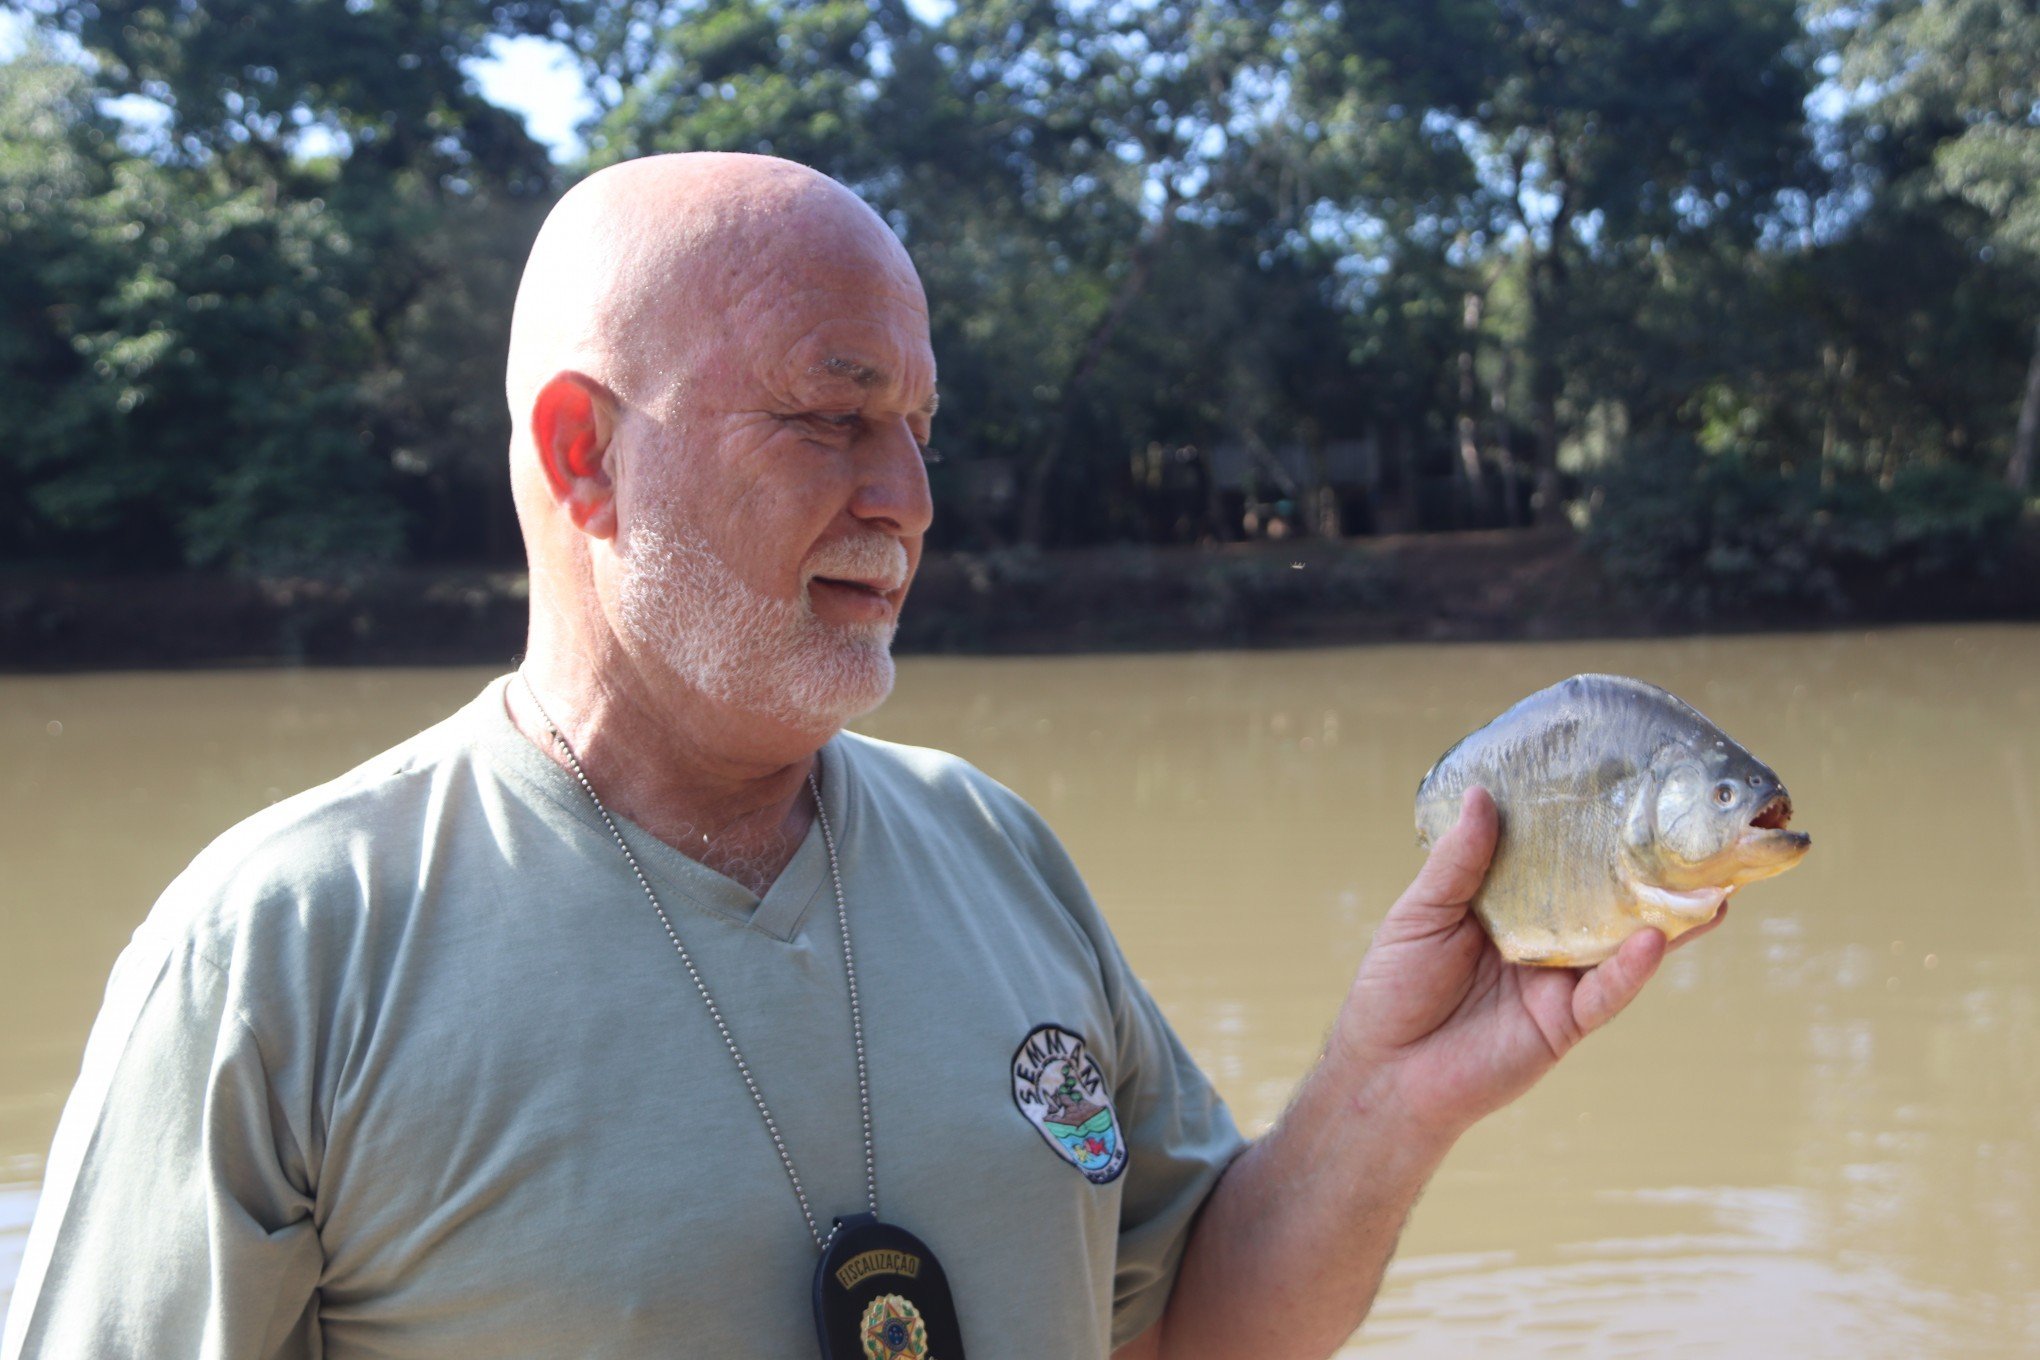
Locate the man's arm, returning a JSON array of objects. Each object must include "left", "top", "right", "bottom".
[
  {"left": 1, "top": 936, "right": 321, "bottom": 1360},
  {"left": 1119, "top": 786, "right": 1704, "bottom": 1360}
]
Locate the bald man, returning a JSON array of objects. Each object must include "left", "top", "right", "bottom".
[{"left": 4, "top": 155, "right": 1678, "bottom": 1360}]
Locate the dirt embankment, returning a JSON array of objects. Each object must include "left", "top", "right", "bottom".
[{"left": 4, "top": 527, "right": 2037, "bottom": 671}]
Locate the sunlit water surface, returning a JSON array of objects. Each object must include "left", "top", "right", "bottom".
[{"left": 3, "top": 625, "right": 2037, "bottom": 1355}]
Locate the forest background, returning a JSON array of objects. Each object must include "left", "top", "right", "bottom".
[{"left": 3, "top": 0, "right": 2038, "bottom": 660}]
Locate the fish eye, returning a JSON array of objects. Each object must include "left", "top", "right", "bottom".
[{"left": 1714, "top": 781, "right": 1738, "bottom": 806}]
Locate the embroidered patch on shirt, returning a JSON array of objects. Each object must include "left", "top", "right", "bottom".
[{"left": 1011, "top": 1023, "right": 1128, "bottom": 1184}]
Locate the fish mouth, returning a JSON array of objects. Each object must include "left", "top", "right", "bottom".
[
  {"left": 1749, "top": 793, "right": 1793, "bottom": 830},
  {"left": 1737, "top": 792, "right": 1811, "bottom": 860}
]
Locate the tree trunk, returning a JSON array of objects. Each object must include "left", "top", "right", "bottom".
[
  {"left": 1393, "top": 421, "right": 1421, "bottom": 532},
  {"left": 1819, "top": 343, "right": 1839, "bottom": 488},
  {"left": 1455, "top": 289, "right": 1488, "bottom": 525},
  {"left": 1017, "top": 209, "right": 1175, "bottom": 547},
  {"left": 1359, "top": 422, "right": 1385, "bottom": 531},
  {"left": 1304, "top": 424, "right": 1342, "bottom": 538},
  {"left": 1525, "top": 141, "right": 1576, "bottom": 527},
  {"left": 1243, "top": 428, "right": 1303, "bottom": 534},
  {"left": 2009, "top": 317, "right": 2040, "bottom": 495},
  {"left": 1526, "top": 254, "right": 1566, "bottom": 526},
  {"left": 1492, "top": 347, "right": 1522, "bottom": 527},
  {"left": 1196, "top": 444, "right": 1227, "bottom": 543}
]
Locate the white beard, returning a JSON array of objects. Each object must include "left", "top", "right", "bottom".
[{"left": 615, "top": 519, "right": 905, "bottom": 733}]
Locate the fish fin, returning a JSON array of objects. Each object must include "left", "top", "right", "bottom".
[
  {"left": 1622, "top": 772, "right": 1659, "bottom": 853},
  {"left": 1628, "top": 880, "right": 1730, "bottom": 922}
]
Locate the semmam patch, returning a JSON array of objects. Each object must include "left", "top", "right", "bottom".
[{"left": 1010, "top": 1023, "right": 1127, "bottom": 1184}]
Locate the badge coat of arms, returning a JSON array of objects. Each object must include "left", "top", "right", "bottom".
[
  {"left": 1010, "top": 1023, "right": 1128, "bottom": 1184},
  {"left": 859, "top": 1295, "right": 932, "bottom": 1359}
]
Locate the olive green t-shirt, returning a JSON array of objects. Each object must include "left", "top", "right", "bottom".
[{"left": 2, "top": 676, "right": 1243, "bottom": 1359}]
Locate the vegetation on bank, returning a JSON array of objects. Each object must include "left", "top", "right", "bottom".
[
  {"left": 6, "top": 525, "right": 2036, "bottom": 670},
  {"left": 2, "top": 1, "right": 2037, "bottom": 615},
  {"left": 1584, "top": 444, "right": 2030, "bottom": 619}
]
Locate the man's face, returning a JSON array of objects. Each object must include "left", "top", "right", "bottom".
[{"left": 611, "top": 222, "right": 937, "bottom": 734}]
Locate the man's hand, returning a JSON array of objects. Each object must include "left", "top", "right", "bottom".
[
  {"left": 1332, "top": 785, "right": 1718, "bottom": 1147},
  {"left": 1138, "top": 784, "right": 1713, "bottom": 1360}
]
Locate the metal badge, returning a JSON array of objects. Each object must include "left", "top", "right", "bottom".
[{"left": 813, "top": 1214, "right": 967, "bottom": 1359}]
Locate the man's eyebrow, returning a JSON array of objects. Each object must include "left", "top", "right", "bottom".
[
  {"left": 809, "top": 356, "right": 939, "bottom": 415},
  {"left": 811, "top": 357, "right": 882, "bottom": 388}
]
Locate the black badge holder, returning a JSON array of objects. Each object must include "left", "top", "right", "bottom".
[{"left": 813, "top": 1213, "right": 968, "bottom": 1359}]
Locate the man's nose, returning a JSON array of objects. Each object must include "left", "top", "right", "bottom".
[{"left": 849, "top": 418, "right": 934, "bottom": 537}]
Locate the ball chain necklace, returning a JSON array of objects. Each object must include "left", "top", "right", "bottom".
[{"left": 515, "top": 672, "right": 967, "bottom": 1358}]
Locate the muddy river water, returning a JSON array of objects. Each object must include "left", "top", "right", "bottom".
[{"left": 3, "top": 624, "right": 2036, "bottom": 1355}]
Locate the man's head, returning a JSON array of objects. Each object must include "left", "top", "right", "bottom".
[{"left": 506, "top": 154, "right": 936, "bottom": 742}]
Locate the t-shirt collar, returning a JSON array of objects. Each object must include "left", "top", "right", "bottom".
[{"left": 466, "top": 673, "right": 844, "bottom": 944}]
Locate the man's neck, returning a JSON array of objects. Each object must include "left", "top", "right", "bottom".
[{"left": 505, "top": 662, "right": 824, "bottom": 898}]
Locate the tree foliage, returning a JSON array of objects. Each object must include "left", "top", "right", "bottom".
[
  {"left": 4, "top": 0, "right": 561, "bottom": 570},
  {"left": 0, "top": 0, "right": 2033, "bottom": 579}
]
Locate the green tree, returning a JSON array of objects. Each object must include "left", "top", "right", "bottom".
[
  {"left": 10, "top": 1, "right": 568, "bottom": 569},
  {"left": 1833, "top": 0, "right": 2040, "bottom": 491},
  {"left": 0, "top": 37, "right": 406, "bottom": 573},
  {"left": 36, "top": 0, "right": 563, "bottom": 191},
  {"left": 1309, "top": 0, "right": 1818, "bottom": 521},
  {"left": 576, "top": 0, "right": 1342, "bottom": 546},
  {"left": 0, "top": 38, "right": 137, "bottom": 560}
]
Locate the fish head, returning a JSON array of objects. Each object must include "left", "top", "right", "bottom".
[{"left": 1640, "top": 738, "right": 1811, "bottom": 890}]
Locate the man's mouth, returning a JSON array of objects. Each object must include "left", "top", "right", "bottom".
[
  {"left": 806, "top": 576, "right": 905, "bottom": 624},
  {"left": 802, "top": 533, "right": 911, "bottom": 603},
  {"left": 810, "top": 576, "right": 893, "bottom": 598}
]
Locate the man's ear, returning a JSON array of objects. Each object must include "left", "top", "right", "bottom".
[{"left": 532, "top": 372, "right": 619, "bottom": 539}]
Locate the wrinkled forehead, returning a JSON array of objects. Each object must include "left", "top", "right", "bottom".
[
  {"left": 686, "top": 234, "right": 934, "bottom": 399},
  {"left": 785, "top": 310, "right": 938, "bottom": 400},
  {"left": 725, "top": 216, "right": 926, "bottom": 327}
]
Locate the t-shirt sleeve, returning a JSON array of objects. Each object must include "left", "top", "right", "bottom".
[
  {"left": 1, "top": 930, "right": 323, "bottom": 1360},
  {"left": 999, "top": 794, "right": 1248, "bottom": 1351},
  {"left": 1095, "top": 941, "right": 1246, "bottom": 1349}
]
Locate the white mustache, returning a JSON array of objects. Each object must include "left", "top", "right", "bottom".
[{"left": 803, "top": 535, "right": 909, "bottom": 593}]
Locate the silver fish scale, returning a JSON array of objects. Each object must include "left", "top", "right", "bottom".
[{"left": 1415, "top": 673, "right": 1797, "bottom": 967}]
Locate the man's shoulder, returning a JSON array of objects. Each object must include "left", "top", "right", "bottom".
[
  {"left": 835, "top": 728, "right": 1067, "bottom": 865},
  {"left": 835, "top": 727, "right": 983, "bottom": 787},
  {"left": 837, "top": 729, "right": 1038, "bottom": 823},
  {"left": 149, "top": 687, "right": 499, "bottom": 957},
  {"left": 834, "top": 730, "right": 1121, "bottom": 988}
]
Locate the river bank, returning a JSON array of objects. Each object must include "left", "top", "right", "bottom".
[{"left": 3, "top": 526, "right": 2037, "bottom": 670}]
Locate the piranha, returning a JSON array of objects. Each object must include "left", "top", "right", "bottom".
[{"left": 1414, "top": 673, "right": 1811, "bottom": 967}]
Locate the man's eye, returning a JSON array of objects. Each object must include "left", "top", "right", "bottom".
[
  {"left": 918, "top": 443, "right": 943, "bottom": 466},
  {"left": 794, "top": 413, "right": 859, "bottom": 437}
]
